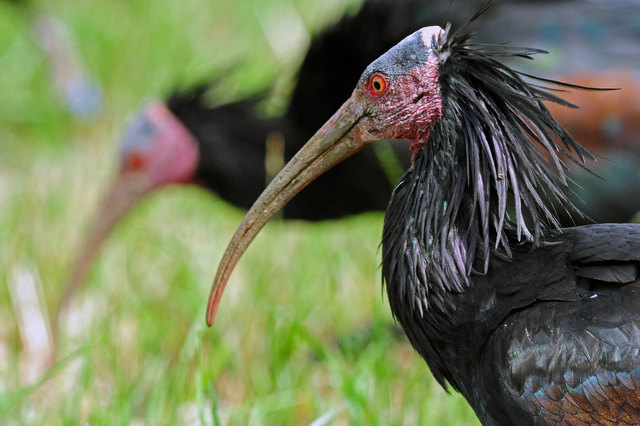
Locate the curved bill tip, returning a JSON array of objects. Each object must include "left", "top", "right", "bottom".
[
  {"left": 205, "top": 98, "right": 371, "bottom": 326},
  {"left": 206, "top": 227, "right": 253, "bottom": 325},
  {"left": 206, "top": 252, "right": 235, "bottom": 326}
]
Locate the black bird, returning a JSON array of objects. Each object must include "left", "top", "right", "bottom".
[{"left": 207, "top": 12, "right": 640, "bottom": 426}]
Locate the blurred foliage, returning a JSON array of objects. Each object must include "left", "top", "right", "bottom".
[{"left": 0, "top": 0, "right": 478, "bottom": 423}]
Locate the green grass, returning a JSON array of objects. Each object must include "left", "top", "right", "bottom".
[{"left": 0, "top": 0, "right": 479, "bottom": 423}]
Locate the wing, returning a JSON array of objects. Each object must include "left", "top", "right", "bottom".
[
  {"left": 487, "top": 224, "right": 640, "bottom": 424},
  {"left": 495, "top": 286, "right": 640, "bottom": 424}
]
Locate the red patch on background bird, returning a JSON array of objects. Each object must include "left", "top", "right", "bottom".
[{"left": 124, "top": 152, "right": 146, "bottom": 171}]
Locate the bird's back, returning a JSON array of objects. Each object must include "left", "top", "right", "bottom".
[{"left": 168, "top": 89, "right": 285, "bottom": 210}]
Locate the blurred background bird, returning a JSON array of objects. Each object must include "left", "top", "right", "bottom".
[
  {"left": 2, "top": 0, "right": 640, "bottom": 423},
  {"left": 5, "top": 0, "right": 103, "bottom": 121}
]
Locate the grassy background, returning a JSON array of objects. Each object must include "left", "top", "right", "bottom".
[{"left": 0, "top": 0, "right": 479, "bottom": 423}]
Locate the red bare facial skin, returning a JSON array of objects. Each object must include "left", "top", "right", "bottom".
[
  {"left": 132, "top": 102, "right": 199, "bottom": 186},
  {"left": 363, "top": 56, "right": 442, "bottom": 152},
  {"left": 206, "top": 26, "right": 445, "bottom": 326},
  {"left": 352, "top": 26, "right": 444, "bottom": 154}
]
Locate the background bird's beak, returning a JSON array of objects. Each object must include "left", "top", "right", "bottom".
[
  {"left": 55, "top": 169, "right": 154, "bottom": 332},
  {"left": 207, "top": 95, "right": 373, "bottom": 325}
]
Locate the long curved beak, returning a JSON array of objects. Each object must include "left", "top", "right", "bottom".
[
  {"left": 55, "top": 171, "right": 153, "bottom": 331},
  {"left": 206, "top": 96, "right": 372, "bottom": 326}
]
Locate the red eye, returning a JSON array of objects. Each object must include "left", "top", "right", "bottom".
[
  {"left": 368, "top": 72, "right": 388, "bottom": 95},
  {"left": 124, "top": 152, "right": 146, "bottom": 171}
]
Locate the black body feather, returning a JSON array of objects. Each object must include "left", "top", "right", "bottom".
[{"left": 382, "top": 17, "right": 640, "bottom": 425}]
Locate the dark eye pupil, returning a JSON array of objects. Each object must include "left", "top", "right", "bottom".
[{"left": 373, "top": 80, "right": 381, "bottom": 91}]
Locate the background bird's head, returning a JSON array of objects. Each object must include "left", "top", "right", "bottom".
[
  {"left": 117, "top": 101, "right": 199, "bottom": 197},
  {"left": 56, "top": 101, "right": 198, "bottom": 322}
]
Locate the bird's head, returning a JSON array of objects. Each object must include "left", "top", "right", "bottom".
[
  {"left": 58, "top": 102, "right": 198, "bottom": 321},
  {"left": 118, "top": 101, "right": 200, "bottom": 193},
  {"left": 342, "top": 26, "right": 445, "bottom": 150},
  {"left": 206, "top": 26, "right": 448, "bottom": 324}
]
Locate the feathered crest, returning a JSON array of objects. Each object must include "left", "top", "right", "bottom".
[{"left": 383, "top": 5, "right": 597, "bottom": 316}]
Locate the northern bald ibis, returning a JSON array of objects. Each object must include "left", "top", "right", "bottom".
[{"left": 208, "top": 10, "right": 640, "bottom": 424}]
